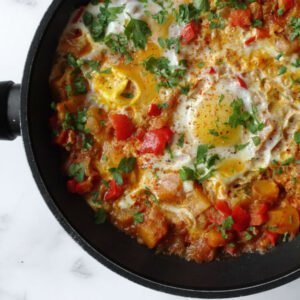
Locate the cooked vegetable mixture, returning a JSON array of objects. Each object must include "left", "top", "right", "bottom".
[{"left": 50, "top": 0, "right": 300, "bottom": 262}]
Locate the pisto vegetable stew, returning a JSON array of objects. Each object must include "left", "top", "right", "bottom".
[{"left": 50, "top": 0, "right": 300, "bottom": 263}]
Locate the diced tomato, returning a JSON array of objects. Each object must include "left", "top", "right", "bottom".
[
  {"left": 229, "top": 9, "right": 252, "bottom": 28},
  {"left": 72, "top": 6, "right": 85, "bottom": 24},
  {"left": 278, "top": 0, "right": 295, "bottom": 11},
  {"left": 250, "top": 203, "right": 269, "bottom": 226},
  {"left": 148, "top": 104, "right": 162, "bottom": 117},
  {"left": 111, "top": 114, "right": 135, "bottom": 141},
  {"left": 265, "top": 231, "right": 279, "bottom": 246},
  {"left": 237, "top": 76, "right": 248, "bottom": 89},
  {"left": 232, "top": 205, "right": 250, "bottom": 232},
  {"left": 245, "top": 36, "right": 256, "bottom": 46},
  {"left": 104, "top": 180, "right": 125, "bottom": 201},
  {"left": 256, "top": 28, "right": 270, "bottom": 39},
  {"left": 181, "top": 21, "right": 199, "bottom": 45},
  {"left": 225, "top": 244, "right": 238, "bottom": 256},
  {"left": 140, "top": 127, "right": 174, "bottom": 155},
  {"left": 54, "top": 130, "right": 69, "bottom": 145},
  {"left": 67, "top": 179, "right": 78, "bottom": 194},
  {"left": 208, "top": 67, "right": 216, "bottom": 74},
  {"left": 215, "top": 200, "right": 232, "bottom": 216},
  {"left": 75, "top": 180, "right": 93, "bottom": 195},
  {"left": 67, "top": 179, "right": 92, "bottom": 195}
]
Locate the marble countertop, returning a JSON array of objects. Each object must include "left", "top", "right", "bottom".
[{"left": 0, "top": 1, "right": 299, "bottom": 299}]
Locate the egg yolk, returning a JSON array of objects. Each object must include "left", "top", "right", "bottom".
[
  {"left": 217, "top": 158, "right": 245, "bottom": 178},
  {"left": 93, "top": 42, "right": 161, "bottom": 110},
  {"left": 193, "top": 95, "right": 242, "bottom": 147}
]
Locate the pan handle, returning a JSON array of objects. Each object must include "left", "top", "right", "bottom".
[{"left": 0, "top": 81, "right": 21, "bottom": 141}]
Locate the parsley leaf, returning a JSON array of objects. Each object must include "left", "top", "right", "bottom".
[
  {"left": 109, "top": 157, "right": 137, "bottom": 185},
  {"left": 180, "top": 166, "right": 196, "bottom": 181},
  {"left": 193, "top": 0, "right": 210, "bottom": 12},
  {"left": 143, "top": 57, "right": 187, "bottom": 89},
  {"left": 125, "top": 17, "right": 152, "bottom": 49},
  {"left": 95, "top": 209, "right": 107, "bottom": 224},
  {"left": 227, "top": 98, "right": 264, "bottom": 134},
  {"left": 234, "top": 143, "right": 249, "bottom": 152},
  {"left": 68, "top": 163, "right": 85, "bottom": 182},
  {"left": 133, "top": 212, "right": 144, "bottom": 224},
  {"left": 196, "top": 144, "right": 209, "bottom": 164},
  {"left": 158, "top": 37, "right": 180, "bottom": 53},
  {"left": 294, "top": 132, "right": 300, "bottom": 144},
  {"left": 290, "top": 17, "right": 300, "bottom": 41},
  {"left": 175, "top": 4, "right": 200, "bottom": 24},
  {"left": 104, "top": 33, "right": 132, "bottom": 62}
]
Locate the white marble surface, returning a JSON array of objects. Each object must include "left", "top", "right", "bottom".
[{"left": 0, "top": 1, "right": 300, "bottom": 299}]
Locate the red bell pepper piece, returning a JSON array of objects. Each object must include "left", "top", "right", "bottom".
[
  {"left": 256, "top": 28, "right": 270, "bottom": 39},
  {"left": 208, "top": 67, "right": 216, "bottom": 74},
  {"left": 232, "top": 205, "right": 250, "bottom": 232},
  {"left": 250, "top": 203, "right": 269, "bottom": 226},
  {"left": 237, "top": 76, "right": 248, "bottom": 89},
  {"left": 245, "top": 36, "right": 256, "bottom": 46},
  {"left": 54, "top": 130, "right": 69, "bottom": 145},
  {"left": 265, "top": 231, "right": 279, "bottom": 246},
  {"left": 181, "top": 21, "right": 199, "bottom": 45},
  {"left": 72, "top": 6, "right": 85, "bottom": 24},
  {"left": 279, "top": 0, "right": 295, "bottom": 12},
  {"left": 215, "top": 200, "right": 232, "bottom": 216},
  {"left": 67, "top": 179, "right": 92, "bottom": 195},
  {"left": 111, "top": 114, "right": 135, "bottom": 141},
  {"left": 148, "top": 104, "right": 162, "bottom": 117},
  {"left": 140, "top": 127, "right": 174, "bottom": 155},
  {"left": 229, "top": 9, "right": 252, "bottom": 28},
  {"left": 104, "top": 180, "right": 125, "bottom": 201}
]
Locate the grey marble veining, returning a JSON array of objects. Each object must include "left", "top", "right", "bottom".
[{"left": 0, "top": 1, "right": 299, "bottom": 299}]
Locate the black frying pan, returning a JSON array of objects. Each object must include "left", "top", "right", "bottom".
[{"left": 1, "top": 0, "right": 300, "bottom": 298}]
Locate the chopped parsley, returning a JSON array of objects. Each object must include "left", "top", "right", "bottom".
[
  {"left": 290, "top": 17, "right": 300, "bottom": 41},
  {"left": 278, "top": 66, "right": 287, "bottom": 75},
  {"left": 175, "top": 4, "right": 200, "bottom": 24},
  {"left": 193, "top": 0, "right": 210, "bottom": 11},
  {"left": 294, "top": 132, "right": 300, "bottom": 144},
  {"left": 104, "top": 33, "right": 132, "bottom": 62},
  {"left": 196, "top": 144, "right": 209, "bottom": 164},
  {"left": 227, "top": 98, "right": 265, "bottom": 134},
  {"left": 252, "top": 136, "right": 261, "bottom": 146},
  {"left": 133, "top": 212, "right": 144, "bottom": 224},
  {"left": 124, "top": 17, "right": 152, "bottom": 49},
  {"left": 95, "top": 209, "right": 107, "bottom": 224},
  {"left": 109, "top": 157, "right": 137, "bottom": 186},
  {"left": 83, "top": 3, "right": 125, "bottom": 42},
  {"left": 177, "top": 134, "right": 185, "bottom": 147},
  {"left": 208, "top": 129, "right": 220, "bottom": 137},
  {"left": 219, "top": 216, "right": 234, "bottom": 239},
  {"left": 208, "top": 12, "right": 225, "bottom": 29},
  {"left": 275, "top": 53, "right": 283, "bottom": 61},
  {"left": 292, "top": 59, "right": 300, "bottom": 68},
  {"left": 158, "top": 37, "right": 180, "bottom": 53},
  {"left": 143, "top": 57, "right": 187, "bottom": 89},
  {"left": 152, "top": 9, "right": 168, "bottom": 24},
  {"left": 234, "top": 143, "right": 249, "bottom": 152},
  {"left": 144, "top": 187, "right": 159, "bottom": 203},
  {"left": 68, "top": 163, "right": 85, "bottom": 182},
  {"left": 252, "top": 19, "right": 263, "bottom": 28}
]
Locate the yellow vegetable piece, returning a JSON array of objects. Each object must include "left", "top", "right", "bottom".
[
  {"left": 252, "top": 180, "right": 279, "bottom": 203},
  {"left": 217, "top": 158, "right": 245, "bottom": 178},
  {"left": 267, "top": 206, "right": 299, "bottom": 234}
]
